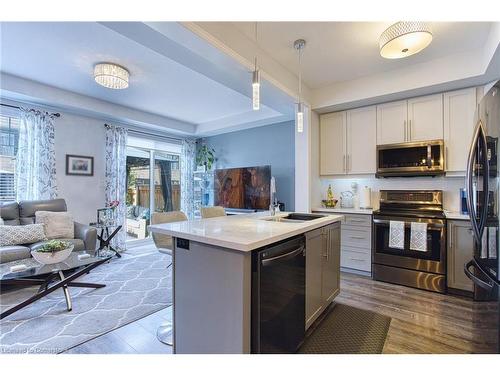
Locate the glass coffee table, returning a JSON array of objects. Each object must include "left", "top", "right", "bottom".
[{"left": 0, "top": 252, "right": 112, "bottom": 320}]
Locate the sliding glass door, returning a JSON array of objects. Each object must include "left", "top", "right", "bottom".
[
  {"left": 126, "top": 146, "right": 151, "bottom": 241},
  {"left": 125, "top": 136, "right": 181, "bottom": 243}
]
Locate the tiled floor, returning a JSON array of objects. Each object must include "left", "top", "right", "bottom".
[{"left": 63, "top": 306, "right": 173, "bottom": 354}]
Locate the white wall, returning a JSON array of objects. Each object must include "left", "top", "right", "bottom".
[
  {"left": 315, "top": 176, "right": 466, "bottom": 212},
  {"left": 54, "top": 112, "right": 107, "bottom": 224}
]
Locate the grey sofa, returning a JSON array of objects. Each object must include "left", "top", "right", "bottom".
[{"left": 0, "top": 199, "right": 97, "bottom": 264}]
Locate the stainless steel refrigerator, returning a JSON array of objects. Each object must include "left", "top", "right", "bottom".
[{"left": 464, "top": 80, "right": 500, "bottom": 353}]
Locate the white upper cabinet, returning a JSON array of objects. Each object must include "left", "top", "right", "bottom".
[
  {"left": 320, "top": 87, "right": 477, "bottom": 176},
  {"left": 443, "top": 88, "right": 477, "bottom": 173},
  {"left": 376, "top": 100, "right": 407, "bottom": 145},
  {"left": 407, "top": 93, "right": 443, "bottom": 142},
  {"left": 346, "top": 106, "right": 377, "bottom": 174},
  {"left": 320, "top": 112, "right": 346, "bottom": 175}
]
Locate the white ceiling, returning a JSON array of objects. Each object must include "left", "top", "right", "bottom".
[
  {"left": 232, "top": 22, "right": 493, "bottom": 89},
  {"left": 0, "top": 22, "right": 294, "bottom": 134}
]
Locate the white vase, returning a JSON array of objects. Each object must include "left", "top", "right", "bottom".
[{"left": 31, "top": 245, "right": 74, "bottom": 265}]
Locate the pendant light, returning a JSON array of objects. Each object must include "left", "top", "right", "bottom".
[
  {"left": 252, "top": 22, "right": 260, "bottom": 111},
  {"left": 294, "top": 39, "right": 306, "bottom": 133},
  {"left": 379, "top": 22, "right": 433, "bottom": 59}
]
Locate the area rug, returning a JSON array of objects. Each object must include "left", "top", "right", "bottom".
[
  {"left": 0, "top": 252, "right": 172, "bottom": 354},
  {"left": 299, "top": 303, "right": 391, "bottom": 354}
]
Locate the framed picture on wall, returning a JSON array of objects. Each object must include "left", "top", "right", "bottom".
[{"left": 66, "top": 154, "right": 94, "bottom": 176}]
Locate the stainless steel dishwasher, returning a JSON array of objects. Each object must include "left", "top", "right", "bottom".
[{"left": 251, "top": 235, "right": 306, "bottom": 353}]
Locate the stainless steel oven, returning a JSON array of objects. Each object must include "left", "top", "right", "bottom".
[
  {"left": 376, "top": 140, "right": 445, "bottom": 177},
  {"left": 372, "top": 190, "right": 447, "bottom": 293}
]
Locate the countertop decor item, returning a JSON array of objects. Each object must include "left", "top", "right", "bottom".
[
  {"left": 321, "top": 199, "right": 338, "bottom": 208},
  {"left": 322, "top": 184, "right": 338, "bottom": 208},
  {"left": 31, "top": 240, "right": 74, "bottom": 265},
  {"left": 360, "top": 186, "right": 372, "bottom": 209},
  {"left": 340, "top": 191, "right": 354, "bottom": 208}
]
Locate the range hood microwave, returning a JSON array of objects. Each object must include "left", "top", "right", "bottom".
[{"left": 376, "top": 140, "right": 445, "bottom": 178}]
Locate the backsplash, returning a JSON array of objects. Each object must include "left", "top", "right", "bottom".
[{"left": 317, "top": 176, "right": 466, "bottom": 212}]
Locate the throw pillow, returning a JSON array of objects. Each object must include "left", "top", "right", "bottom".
[
  {"left": 35, "top": 211, "right": 75, "bottom": 239},
  {"left": 0, "top": 224, "right": 47, "bottom": 246}
]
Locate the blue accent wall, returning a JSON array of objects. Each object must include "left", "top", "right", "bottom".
[{"left": 202, "top": 121, "right": 295, "bottom": 211}]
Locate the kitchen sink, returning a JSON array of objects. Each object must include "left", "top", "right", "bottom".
[{"left": 260, "top": 213, "right": 326, "bottom": 223}]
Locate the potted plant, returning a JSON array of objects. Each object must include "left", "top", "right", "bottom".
[
  {"left": 196, "top": 145, "right": 216, "bottom": 171},
  {"left": 31, "top": 240, "right": 74, "bottom": 265}
]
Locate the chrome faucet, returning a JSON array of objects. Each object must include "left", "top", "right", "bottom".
[{"left": 269, "top": 176, "right": 278, "bottom": 216}]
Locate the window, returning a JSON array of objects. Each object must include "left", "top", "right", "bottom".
[
  {"left": 125, "top": 135, "right": 182, "bottom": 242},
  {"left": 0, "top": 114, "right": 20, "bottom": 202}
]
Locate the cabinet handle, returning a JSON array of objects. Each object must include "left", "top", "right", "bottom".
[
  {"left": 409, "top": 119, "right": 412, "bottom": 141},
  {"left": 449, "top": 223, "right": 454, "bottom": 249},
  {"left": 324, "top": 231, "right": 328, "bottom": 258},
  {"left": 343, "top": 155, "right": 346, "bottom": 173},
  {"left": 445, "top": 146, "right": 448, "bottom": 170},
  {"left": 349, "top": 219, "right": 365, "bottom": 223},
  {"left": 349, "top": 236, "right": 366, "bottom": 240},
  {"left": 347, "top": 155, "right": 350, "bottom": 173},
  {"left": 349, "top": 258, "right": 365, "bottom": 262},
  {"left": 404, "top": 120, "right": 407, "bottom": 141}
]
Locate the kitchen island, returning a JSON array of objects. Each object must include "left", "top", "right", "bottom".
[{"left": 149, "top": 211, "right": 343, "bottom": 354}]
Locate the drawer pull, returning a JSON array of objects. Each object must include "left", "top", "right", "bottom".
[
  {"left": 349, "top": 236, "right": 366, "bottom": 240},
  {"left": 349, "top": 219, "right": 366, "bottom": 223},
  {"left": 349, "top": 258, "right": 366, "bottom": 262}
]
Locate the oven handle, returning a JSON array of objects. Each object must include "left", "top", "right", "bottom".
[
  {"left": 372, "top": 218, "right": 444, "bottom": 228},
  {"left": 261, "top": 245, "right": 305, "bottom": 267}
]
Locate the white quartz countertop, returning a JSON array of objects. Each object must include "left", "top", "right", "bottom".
[
  {"left": 312, "top": 207, "right": 373, "bottom": 215},
  {"left": 148, "top": 211, "right": 343, "bottom": 252},
  {"left": 444, "top": 211, "right": 470, "bottom": 220}
]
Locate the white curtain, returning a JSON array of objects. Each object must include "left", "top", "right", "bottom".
[
  {"left": 104, "top": 124, "right": 128, "bottom": 251},
  {"left": 16, "top": 108, "right": 58, "bottom": 201},
  {"left": 181, "top": 138, "right": 196, "bottom": 219}
]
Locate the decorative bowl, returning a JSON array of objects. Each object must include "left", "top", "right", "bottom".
[
  {"left": 31, "top": 244, "right": 74, "bottom": 265},
  {"left": 321, "top": 199, "right": 338, "bottom": 208}
]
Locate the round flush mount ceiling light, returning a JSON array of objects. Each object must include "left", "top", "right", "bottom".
[
  {"left": 94, "top": 63, "right": 129, "bottom": 89},
  {"left": 379, "top": 22, "right": 433, "bottom": 59}
]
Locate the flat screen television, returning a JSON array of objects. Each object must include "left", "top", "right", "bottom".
[{"left": 214, "top": 165, "right": 271, "bottom": 210}]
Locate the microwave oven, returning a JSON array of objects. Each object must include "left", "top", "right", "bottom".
[{"left": 376, "top": 140, "right": 445, "bottom": 178}]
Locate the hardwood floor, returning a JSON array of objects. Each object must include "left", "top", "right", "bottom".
[
  {"left": 337, "top": 272, "right": 498, "bottom": 353},
  {"left": 63, "top": 305, "right": 173, "bottom": 354},
  {"left": 63, "top": 268, "right": 496, "bottom": 354}
]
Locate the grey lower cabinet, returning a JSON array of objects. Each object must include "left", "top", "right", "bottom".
[
  {"left": 447, "top": 220, "right": 474, "bottom": 292},
  {"left": 305, "top": 222, "right": 341, "bottom": 330},
  {"left": 340, "top": 214, "right": 372, "bottom": 274}
]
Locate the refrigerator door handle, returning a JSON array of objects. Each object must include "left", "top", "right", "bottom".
[
  {"left": 464, "top": 259, "right": 496, "bottom": 293},
  {"left": 466, "top": 120, "right": 483, "bottom": 242},
  {"left": 477, "top": 120, "right": 489, "bottom": 239}
]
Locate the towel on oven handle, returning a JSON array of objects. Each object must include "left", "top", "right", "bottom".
[
  {"left": 389, "top": 220, "right": 405, "bottom": 249},
  {"left": 410, "top": 222, "right": 427, "bottom": 252}
]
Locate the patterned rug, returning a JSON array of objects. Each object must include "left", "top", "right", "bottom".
[
  {"left": 299, "top": 303, "right": 391, "bottom": 354},
  {"left": 0, "top": 252, "right": 172, "bottom": 354}
]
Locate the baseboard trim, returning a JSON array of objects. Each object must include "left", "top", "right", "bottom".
[{"left": 341, "top": 267, "right": 371, "bottom": 277}]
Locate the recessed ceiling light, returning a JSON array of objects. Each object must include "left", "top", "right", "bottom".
[
  {"left": 379, "top": 22, "right": 433, "bottom": 59},
  {"left": 94, "top": 63, "right": 129, "bottom": 89}
]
